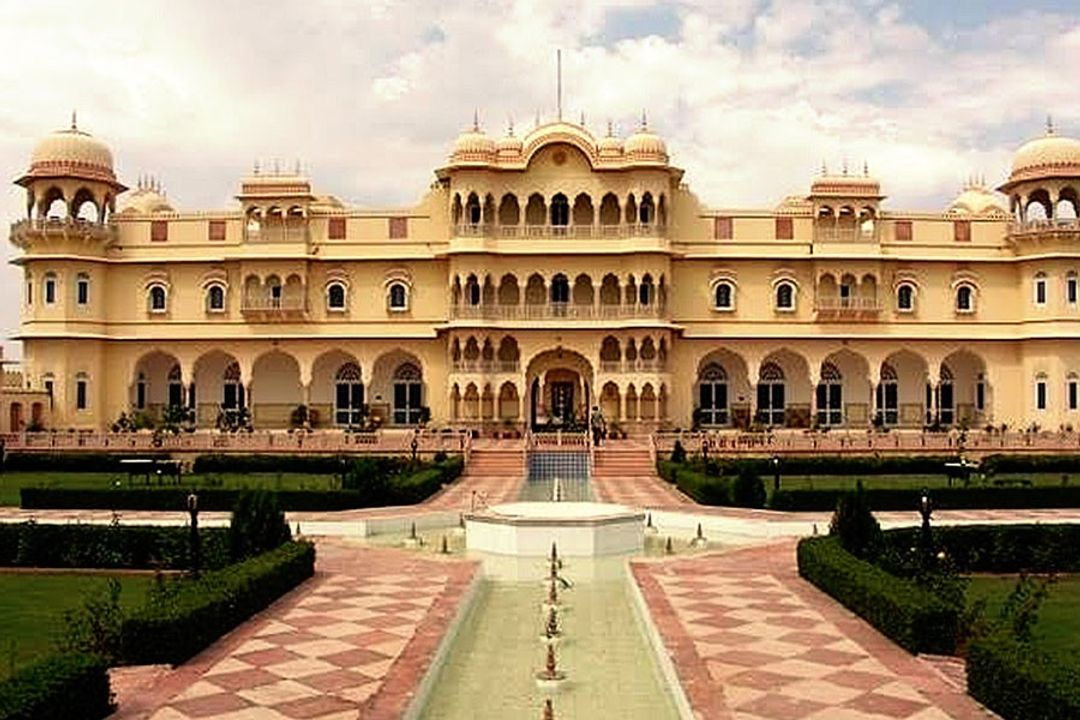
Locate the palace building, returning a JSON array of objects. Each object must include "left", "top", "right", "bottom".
[{"left": 7, "top": 112, "right": 1080, "bottom": 434}]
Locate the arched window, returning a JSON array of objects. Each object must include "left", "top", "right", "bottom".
[
  {"left": 639, "top": 275, "right": 654, "bottom": 306},
  {"left": 222, "top": 362, "right": 244, "bottom": 411},
  {"left": 955, "top": 284, "right": 975, "bottom": 313},
  {"left": 43, "top": 273, "right": 57, "bottom": 305},
  {"left": 76, "top": 273, "right": 90, "bottom": 306},
  {"left": 639, "top": 193, "right": 655, "bottom": 224},
  {"left": 1067, "top": 271, "right": 1078, "bottom": 305},
  {"left": 466, "top": 276, "right": 481, "bottom": 306},
  {"left": 393, "top": 362, "right": 424, "bottom": 425},
  {"left": 775, "top": 281, "right": 795, "bottom": 311},
  {"left": 816, "top": 362, "right": 843, "bottom": 426},
  {"left": 697, "top": 363, "right": 728, "bottom": 426},
  {"left": 206, "top": 284, "right": 226, "bottom": 313},
  {"left": 876, "top": 363, "right": 899, "bottom": 426},
  {"left": 167, "top": 364, "right": 183, "bottom": 408},
  {"left": 550, "top": 274, "right": 570, "bottom": 304},
  {"left": 334, "top": 362, "right": 365, "bottom": 426},
  {"left": 327, "top": 282, "right": 347, "bottom": 311},
  {"left": 1034, "top": 272, "right": 1047, "bottom": 306},
  {"left": 1068, "top": 372, "right": 1078, "bottom": 411},
  {"left": 896, "top": 283, "right": 915, "bottom": 312},
  {"left": 135, "top": 371, "right": 147, "bottom": 410},
  {"left": 714, "top": 281, "right": 734, "bottom": 310},
  {"left": 1035, "top": 372, "right": 1048, "bottom": 411},
  {"left": 148, "top": 284, "right": 168, "bottom": 313},
  {"left": 388, "top": 282, "right": 408, "bottom": 311},
  {"left": 939, "top": 365, "right": 955, "bottom": 425},
  {"left": 757, "top": 361, "right": 786, "bottom": 425},
  {"left": 25, "top": 273, "right": 32, "bottom": 306},
  {"left": 75, "top": 372, "right": 88, "bottom": 411},
  {"left": 550, "top": 194, "right": 570, "bottom": 226}
]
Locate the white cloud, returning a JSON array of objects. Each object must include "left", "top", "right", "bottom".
[{"left": 2, "top": 0, "right": 1079, "bottom": 357}]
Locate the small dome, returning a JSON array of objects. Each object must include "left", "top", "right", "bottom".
[
  {"left": 1008, "top": 128, "right": 1080, "bottom": 184},
  {"left": 948, "top": 184, "right": 1005, "bottom": 217},
  {"left": 624, "top": 122, "right": 667, "bottom": 163},
  {"left": 598, "top": 130, "right": 624, "bottom": 158},
  {"left": 450, "top": 124, "right": 496, "bottom": 164},
  {"left": 497, "top": 131, "right": 522, "bottom": 157},
  {"left": 118, "top": 183, "right": 174, "bottom": 215},
  {"left": 25, "top": 121, "right": 118, "bottom": 185}
]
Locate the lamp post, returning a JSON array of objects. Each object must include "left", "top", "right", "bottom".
[
  {"left": 411, "top": 433, "right": 420, "bottom": 466},
  {"left": 918, "top": 487, "right": 933, "bottom": 567},
  {"left": 187, "top": 491, "right": 200, "bottom": 578},
  {"left": 772, "top": 455, "right": 781, "bottom": 491},
  {"left": 701, "top": 437, "right": 708, "bottom": 466}
]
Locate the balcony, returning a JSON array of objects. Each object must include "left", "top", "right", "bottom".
[
  {"left": 10, "top": 217, "right": 118, "bottom": 246},
  {"left": 453, "top": 223, "right": 666, "bottom": 240},
  {"left": 813, "top": 226, "right": 879, "bottom": 243},
  {"left": 450, "top": 361, "right": 521, "bottom": 374},
  {"left": 1008, "top": 218, "right": 1080, "bottom": 238},
  {"left": 814, "top": 296, "right": 881, "bottom": 319},
  {"left": 240, "top": 296, "right": 308, "bottom": 318},
  {"left": 449, "top": 303, "right": 665, "bottom": 322},
  {"left": 599, "top": 360, "right": 668, "bottom": 374}
]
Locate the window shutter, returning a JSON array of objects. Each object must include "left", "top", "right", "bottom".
[
  {"left": 775, "top": 216, "right": 793, "bottom": 240},
  {"left": 151, "top": 220, "right": 168, "bottom": 242},
  {"left": 328, "top": 217, "right": 346, "bottom": 240},
  {"left": 714, "top": 216, "right": 732, "bottom": 240}
]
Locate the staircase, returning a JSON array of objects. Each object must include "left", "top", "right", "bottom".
[
  {"left": 592, "top": 445, "right": 656, "bottom": 478},
  {"left": 464, "top": 445, "right": 526, "bottom": 478}
]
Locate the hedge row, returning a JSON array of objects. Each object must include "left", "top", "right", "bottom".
[
  {"left": 659, "top": 464, "right": 732, "bottom": 505},
  {"left": 120, "top": 541, "right": 316, "bottom": 665},
  {"left": 980, "top": 453, "right": 1080, "bottom": 475},
  {"left": 0, "top": 653, "right": 112, "bottom": 720},
  {"left": 3, "top": 452, "right": 157, "bottom": 473},
  {"left": 796, "top": 536, "right": 959, "bottom": 654},
  {"left": 882, "top": 524, "right": 1080, "bottom": 574},
  {"left": 0, "top": 523, "right": 230, "bottom": 570},
  {"left": 770, "top": 485, "right": 1080, "bottom": 511},
  {"left": 967, "top": 635, "right": 1080, "bottom": 720},
  {"left": 20, "top": 458, "right": 465, "bottom": 511},
  {"left": 191, "top": 453, "right": 346, "bottom": 475},
  {"left": 684, "top": 454, "right": 959, "bottom": 477}
]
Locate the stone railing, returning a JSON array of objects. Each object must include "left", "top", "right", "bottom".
[
  {"left": 598, "top": 360, "right": 668, "bottom": 373},
  {"left": 1009, "top": 218, "right": 1080, "bottom": 236},
  {"left": 454, "top": 222, "right": 666, "bottom": 239},
  {"left": 814, "top": 296, "right": 882, "bottom": 314},
  {"left": 449, "top": 303, "right": 665, "bottom": 321},
  {"left": 240, "top": 296, "right": 308, "bottom": 313},
  {"left": 450, "top": 361, "right": 521, "bottom": 374},
  {"left": 813, "top": 226, "right": 879, "bottom": 243},
  {"left": 11, "top": 217, "right": 118, "bottom": 242}
]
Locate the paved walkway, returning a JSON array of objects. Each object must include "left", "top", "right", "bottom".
[
  {"left": 590, "top": 471, "right": 692, "bottom": 508},
  {"left": 633, "top": 541, "right": 993, "bottom": 720},
  {"left": 113, "top": 539, "right": 475, "bottom": 720}
]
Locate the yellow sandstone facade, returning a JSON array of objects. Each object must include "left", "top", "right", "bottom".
[{"left": 8, "top": 114, "right": 1080, "bottom": 435}]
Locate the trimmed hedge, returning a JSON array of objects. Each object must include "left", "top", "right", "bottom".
[
  {"left": 0, "top": 653, "right": 112, "bottom": 720},
  {"left": 120, "top": 540, "right": 316, "bottom": 665},
  {"left": 883, "top": 524, "right": 1080, "bottom": 574},
  {"left": 687, "top": 454, "right": 959, "bottom": 477},
  {"left": 967, "top": 635, "right": 1080, "bottom": 720},
  {"left": 981, "top": 453, "right": 1080, "bottom": 475},
  {"left": 191, "top": 453, "right": 346, "bottom": 475},
  {"left": 3, "top": 452, "right": 158, "bottom": 473},
  {"left": 0, "top": 523, "right": 230, "bottom": 570},
  {"left": 796, "top": 536, "right": 959, "bottom": 654},
  {"left": 20, "top": 458, "right": 465, "bottom": 511},
  {"left": 770, "top": 485, "right": 1080, "bottom": 511}
]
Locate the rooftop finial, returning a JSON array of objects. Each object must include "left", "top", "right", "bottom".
[
  {"left": 579, "top": 110, "right": 585, "bottom": 127},
  {"left": 1047, "top": 114, "right": 1055, "bottom": 135},
  {"left": 507, "top": 115, "right": 515, "bottom": 137},
  {"left": 863, "top": 160, "right": 869, "bottom": 177},
  {"left": 294, "top": 158, "right": 301, "bottom": 175},
  {"left": 70, "top": 109, "right": 77, "bottom": 130},
  {"left": 842, "top": 156, "right": 849, "bottom": 176},
  {"left": 472, "top": 109, "right": 480, "bottom": 132},
  {"left": 641, "top": 108, "right": 648, "bottom": 130},
  {"left": 253, "top": 159, "right": 260, "bottom": 175},
  {"left": 556, "top": 49, "right": 563, "bottom": 121},
  {"left": 607, "top": 119, "right": 614, "bottom": 137},
  {"left": 820, "top": 159, "right": 828, "bottom": 175}
]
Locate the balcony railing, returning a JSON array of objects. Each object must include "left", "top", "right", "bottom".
[
  {"left": 451, "top": 361, "right": 521, "bottom": 374},
  {"left": 453, "top": 223, "right": 666, "bottom": 239},
  {"left": 11, "top": 217, "right": 118, "bottom": 243},
  {"left": 241, "top": 296, "right": 308, "bottom": 314},
  {"left": 599, "top": 360, "right": 668, "bottom": 373},
  {"left": 814, "top": 296, "right": 882, "bottom": 315},
  {"left": 813, "top": 226, "right": 879, "bottom": 243},
  {"left": 449, "top": 303, "right": 665, "bottom": 321},
  {"left": 1009, "top": 218, "right": 1080, "bottom": 236}
]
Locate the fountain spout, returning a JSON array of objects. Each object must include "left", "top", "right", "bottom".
[
  {"left": 543, "top": 698, "right": 554, "bottom": 720},
  {"left": 552, "top": 476, "right": 562, "bottom": 502},
  {"left": 545, "top": 607, "right": 560, "bottom": 638}
]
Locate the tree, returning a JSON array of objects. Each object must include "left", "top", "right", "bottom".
[{"left": 829, "top": 480, "right": 883, "bottom": 559}]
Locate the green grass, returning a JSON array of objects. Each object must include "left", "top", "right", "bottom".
[
  {"left": 967, "top": 574, "right": 1080, "bottom": 657},
  {"left": 0, "top": 572, "right": 153, "bottom": 679},
  {"left": 0, "top": 471, "right": 339, "bottom": 506},
  {"left": 772, "top": 473, "right": 1073, "bottom": 493}
]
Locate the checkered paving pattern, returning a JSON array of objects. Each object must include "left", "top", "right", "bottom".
[
  {"left": 590, "top": 473, "right": 692, "bottom": 508},
  {"left": 633, "top": 543, "right": 993, "bottom": 720},
  {"left": 132, "top": 540, "right": 475, "bottom": 720},
  {"left": 425, "top": 472, "right": 523, "bottom": 510}
]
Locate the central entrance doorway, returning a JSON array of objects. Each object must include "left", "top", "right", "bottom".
[
  {"left": 550, "top": 381, "right": 575, "bottom": 422},
  {"left": 525, "top": 348, "right": 594, "bottom": 430}
]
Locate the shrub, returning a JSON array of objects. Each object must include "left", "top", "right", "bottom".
[
  {"left": 3, "top": 453, "right": 154, "bottom": 473},
  {"left": 656, "top": 459, "right": 678, "bottom": 483},
  {"left": 769, "top": 485, "right": 1080, "bottom": 512},
  {"left": 191, "top": 454, "right": 344, "bottom": 474},
  {"left": 829, "top": 481, "right": 883, "bottom": 559},
  {"left": 229, "top": 491, "right": 291, "bottom": 561},
  {"left": 881, "top": 524, "right": 1080, "bottom": 574},
  {"left": 731, "top": 467, "right": 766, "bottom": 508},
  {"left": 670, "top": 466, "right": 731, "bottom": 505},
  {"left": 967, "top": 635, "right": 1080, "bottom": 720},
  {"left": 797, "top": 536, "right": 959, "bottom": 654},
  {"left": 670, "top": 440, "right": 687, "bottom": 464},
  {"left": 119, "top": 541, "right": 315, "bottom": 666},
  {"left": 0, "top": 521, "right": 230, "bottom": 570},
  {"left": 0, "top": 653, "right": 112, "bottom": 720}
]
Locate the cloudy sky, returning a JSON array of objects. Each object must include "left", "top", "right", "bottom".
[{"left": 2, "top": 0, "right": 1079, "bottom": 357}]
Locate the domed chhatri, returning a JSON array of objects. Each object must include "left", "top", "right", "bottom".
[
  {"left": 20, "top": 114, "right": 122, "bottom": 188},
  {"left": 118, "top": 177, "right": 175, "bottom": 215},
  {"left": 948, "top": 181, "right": 1006, "bottom": 217},
  {"left": 1007, "top": 128, "right": 1080, "bottom": 185},
  {"left": 450, "top": 114, "right": 497, "bottom": 165},
  {"left": 623, "top": 112, "right": 667, "bottom": 163}
]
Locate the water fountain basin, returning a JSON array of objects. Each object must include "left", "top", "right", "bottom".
[{"left": 464, "top": 502, "right": 645, "bottom": 557}]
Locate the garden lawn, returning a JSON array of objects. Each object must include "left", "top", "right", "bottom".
[
  {"left": 0, "top": 572, "right": 153, "bottom": 679},
  {"left": 772, "top": 472, "right": 1072, "bottom": 494},
  {"left": 967, "top": 574, "right": 1080, "bottom": 658},
  {"left": 0, "top": 471, "right": 338, "bottom": 506}
]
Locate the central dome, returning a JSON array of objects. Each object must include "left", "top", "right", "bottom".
[{"left": 25, "top": 125, "right": 118, "bottom": 185}]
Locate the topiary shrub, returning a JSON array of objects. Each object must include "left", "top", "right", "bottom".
[
  {"left": 731, "top": 467, "right": 766, "bottom": 508},
  {"left": 229, "top": 491, "right": 291, "bottom": 561},
  {"left": 829, "top": 480, "right": 883, "bottom": 559},
  {"left": 670, "top": 440, "right": 687, "bottom": 464},
  {"left": 0, "top": 653, "right": 113, "bottom": 720}
]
